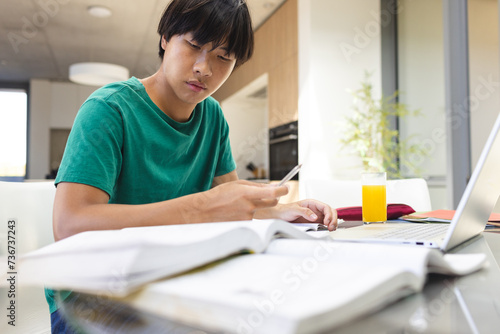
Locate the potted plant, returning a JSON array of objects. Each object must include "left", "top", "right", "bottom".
[{"left": 340, "top": 72, "right": 427, "bottom": 179}]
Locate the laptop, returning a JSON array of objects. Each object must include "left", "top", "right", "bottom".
[{"left": 329, "top": 113, "right": 500, "bottom": 252}]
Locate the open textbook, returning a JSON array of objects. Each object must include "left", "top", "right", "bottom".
[
  {"left": 7, "top": 220, "right": 487, "bottom": 333},
  {"left": 11, "top": 219, "right": 315, "bottom": 296},
  {"left": 119, "top": 239, "right": 487, "bottom": 334}
]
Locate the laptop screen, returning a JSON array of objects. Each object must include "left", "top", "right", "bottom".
[{"left": 443, "top": 113, "right": 500, "bottom": 251}]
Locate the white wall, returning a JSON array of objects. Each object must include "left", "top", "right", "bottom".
[
  {"left": 298, "top": 0, "right": 382, "bottom": 197},
  {"left": 298, "top": 0, "right": 499, "bottom": 209},
  {"left": 468, "top": 0, "right": 500, "bottom": 166},
  {"left": 398, "top": 0, "right": 500, "bottom": 210},
  {"left": 470, "top": 0, "right": 500, "bottom": 214},
  {"left": 28, "top": 79, "right": 97, "bottom": 179},
  {"left": 397, "top": 0, "right": 447, "bottom": 209},
  {"left": 221, "top": 74, "right": 269, "bottom": 180}
]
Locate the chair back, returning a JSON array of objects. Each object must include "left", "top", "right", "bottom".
[
  {"left": 0, "top": 181, "right": 56, "bottom": 255},
  {"left": 386, "top": 178, "right": 432, "bottom": 212},
  {"left": 304, "top": 178, "right": 432, "bottom": 212},
  {"left": 0, "top": 180, "right": 55, "bottom": 332}
]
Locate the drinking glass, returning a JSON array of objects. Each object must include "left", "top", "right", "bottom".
[{"left": 361, "top": 172, "right": 387, "bottom": 223}]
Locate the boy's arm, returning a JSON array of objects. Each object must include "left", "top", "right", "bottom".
[
  {"left": 53, "top": 180, "right": 288, "bottom": 241},
  {"left": 212, "top": 170, "right": 239, "bottom": 186}
]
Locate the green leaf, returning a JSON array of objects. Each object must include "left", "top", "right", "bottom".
[{"left": 340, "top": 71, "right": 429, "bottom": 179}]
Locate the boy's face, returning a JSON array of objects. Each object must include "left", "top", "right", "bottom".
[{"left": 159, "top": 32, "right": 237, "bottom": 106}]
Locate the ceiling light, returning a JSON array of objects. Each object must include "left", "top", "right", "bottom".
[
  {"left": 87, "top": 5, "right": 112, "bottom": 18},
  {"left": 69, "top": 62, "right": 129, "bottom": 86}
]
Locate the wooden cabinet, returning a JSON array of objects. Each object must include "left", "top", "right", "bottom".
[{"left": 213, "top": 0, "right": 298, "bottom": 128}]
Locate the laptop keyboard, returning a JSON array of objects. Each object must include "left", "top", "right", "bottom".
[{"left": 375, "top": 224, "right": 449, "bottom": 240}]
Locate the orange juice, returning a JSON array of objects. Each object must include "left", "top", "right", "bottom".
[{"left": 362, "top": 185, "right": 387, "bottom": 222}]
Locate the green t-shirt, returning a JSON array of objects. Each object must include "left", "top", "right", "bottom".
[
  {"left": 56, "top": 76, "right": 235, "bottom": 203},
  {"left": 46, "top": 77, "right": 236, "bottom": 313}
]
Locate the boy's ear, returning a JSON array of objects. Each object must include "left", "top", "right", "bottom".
[{"left": 161, "top": 35, "right": 168, "bottom": 50}]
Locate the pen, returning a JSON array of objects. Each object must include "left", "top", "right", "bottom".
[{"left": 278, "top": 164, "right": 302, "bottom": 186}]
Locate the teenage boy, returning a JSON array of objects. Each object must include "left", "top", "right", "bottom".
[{"left": 48, "top": 0, "right": 337, "bottom": 332}]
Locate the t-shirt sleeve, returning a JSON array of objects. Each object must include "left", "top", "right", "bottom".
[
  {"left": 215, "top": 111, "right": 236, "bottom": 177},
  {"left": 55, "top": 97, "right": 124, "bottom": 197}
]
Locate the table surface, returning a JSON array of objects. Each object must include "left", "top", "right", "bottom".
[
  {"left": 55, "top": 229, "right": 500, "bottom": 334},
  {"left": 334, "top": 231, "right": 500, "bottom": 334}
]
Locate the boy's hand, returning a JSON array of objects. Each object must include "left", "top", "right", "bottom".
[
  {"left": 264, "top": 200, "right": 338, "bottom": 231},
  {"left": 185, "top": 180, "right": 289, "bottom": 223}
]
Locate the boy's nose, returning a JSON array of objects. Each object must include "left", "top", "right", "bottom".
[{"left": 194, "top": 52, "right": 212, "bottom": 77}]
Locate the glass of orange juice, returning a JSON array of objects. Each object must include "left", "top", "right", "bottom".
[{"left": 361, "top": 172, "right": 387, "bottom": 223}]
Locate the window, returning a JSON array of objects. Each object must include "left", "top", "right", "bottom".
[{"left": 0, "top": 89, "right": 28, "bottom": 181}]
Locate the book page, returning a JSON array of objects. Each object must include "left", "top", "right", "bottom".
[
  {"left": 123, "top": 253, "right": 417, "bottom": 334},
  {"left": 427, "top": 253, "right": 487, "bottom": 276},
  {"left": 28, "top": 219, "right": 293, "bottom": 256},
  {"left": 265, "top": 239, "right": 486, "bottom": 278},
  {"left": 290, "top": 223, "right": 329, "bottom": 232},
  {"left": 12, "top": 219, "right": 313, "bottom": 296}
]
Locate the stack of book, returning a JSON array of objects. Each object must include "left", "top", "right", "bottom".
[{"left": 5, "top": 219, "right": 487, "bottom": 333}]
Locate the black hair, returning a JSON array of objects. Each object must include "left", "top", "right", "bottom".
[{"left": 157, "top": 0, "right": 254, "bottom": 67}]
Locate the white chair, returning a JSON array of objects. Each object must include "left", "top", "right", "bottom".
[
  {"left": 0, "top": 180, "right": 56, "bottom": 333},
  {"left": 0, "top": 181, "right": 56, "bottom": 253},
  {"left": 386, "top": 178, "right": 432, "bottom": 212},
  {"left": 303, "top": 178, "right": 432, "bottom": 212}
]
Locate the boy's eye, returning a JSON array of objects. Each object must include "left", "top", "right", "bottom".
[
  {"left": 218, "top": 55, "right": 231, "bottom": 62},
  {"left": 188, "top": 41, "right": 200, "bottom": 49}
]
